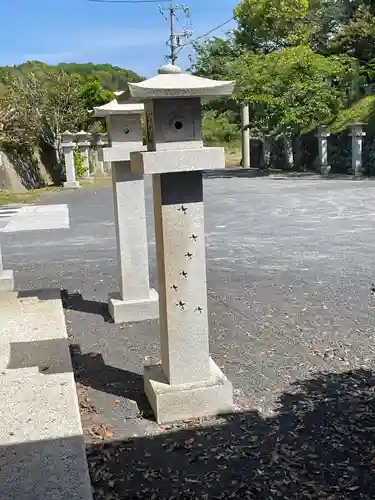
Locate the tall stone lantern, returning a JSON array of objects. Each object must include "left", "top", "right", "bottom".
[
  {"left": 128, "top": 64, "right": 235, "bottom": 423},
  {"left": 93, "top": 99, "right": 158, "bottom": 324}
]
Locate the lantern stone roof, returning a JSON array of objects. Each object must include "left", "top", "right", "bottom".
[
  {"left": 92, "top": 99, "right": 144, "bottom": 117},
  {"left": 124, "top": 64, "right": 235, "bottom": 101}
]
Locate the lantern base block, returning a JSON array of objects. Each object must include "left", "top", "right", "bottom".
[
  {"left": 63, "top": 181, "right": 81, "bottom": 189},
  {"left": 108, "top": 289, "right": 158, "bottom": 324},
  {"left": 0, "top": 270, "right": 14, "bottom": 292},
  {"left": 144, "top": 358, "right": 233, "bottom": 424},
  {"left": 320, "top": 164, "right": 331, "bottom": 175}
]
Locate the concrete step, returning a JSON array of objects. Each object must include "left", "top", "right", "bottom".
[
  {"left": 0, "top": 289, "right": 67, "bottom": 371},
  {"left": 0, "top": 289, "right": 92, "bottom": 500}
]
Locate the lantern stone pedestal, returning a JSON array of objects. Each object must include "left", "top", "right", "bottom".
[
  {"left": 62, "top": 131, "right": 80, "bottom": 189},
  {"left": 129, "top": 64, "right": 235, "bottom": 423},
  {"left": 93, "top": 99, "right": 158, "bottom": 324}
]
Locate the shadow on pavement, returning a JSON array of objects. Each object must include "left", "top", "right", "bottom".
[
  {"left": 70, "top": 344, "right": 153, "bottom": 418},
  {"left": 87, "top": 368, "right": 375, "bottom": 499},
  {"left": 0, "top": 435, "right": 92, "bottom": 500},
  {"left": 203, "top": 168, "right": 270, "bottom": 179},
  {"left": 61, "top": 290, "right": 112, "bottom": 322},
  {"left": 203, "top": 169, "right": 367, "bottom": 181}
]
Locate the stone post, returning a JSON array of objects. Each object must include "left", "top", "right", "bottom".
[
  {"left": 0, "top": 243, "right": 14, "bottom": 291},
  {"left": 261, "top": 134, "right": 271, "bottom": 169},
  {"left": 350, "top": 122, "right": 366, "bottom": 177},
  {"left": 240, "top": 103, "right": 250, "bottom": 168},
  {"left": 93, "top": 99, "right": 158, "bottom": 324},
  {"left": 90, "top": 132, "right": 105, "bottom": 177},
  {"left": 129, "top": 63, "right": 235, "bottom": 423},
  {"left": 316, "top": 125, "right": 331, "bottom": 175},
  {"left": 100, "top": 134, "right": 111, "bottom": 173},
  {"left": 76, "top": 130, "right": 92, "bottom": 181},
  {"left": 62, "top": 130, "right": 80, "bottom": 189}
]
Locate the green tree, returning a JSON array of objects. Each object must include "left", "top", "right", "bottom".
[
  {"left": 193, "top": 37, "right": 239, "bottom": 79},
  {"left": 328, "top": 12, "right": 375, "bottom": 64},
  {"left": 233, "top": 45, "right": 351, "bottom": 135},
  {"left": 234, "top": 0, "right": 309, "bottom": 51},
  {"left": 80, "top": 79, "right": 113, "bottom": 110},
  {"left": 3, "top": 70, "right": 87, "bottom": 174}
]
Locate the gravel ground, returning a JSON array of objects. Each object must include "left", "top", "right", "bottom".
[{"left": 4, "top": 175, "right": 375, "bottom": 498}]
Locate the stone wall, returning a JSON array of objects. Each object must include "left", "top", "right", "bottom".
[
  {"left": 249, "top": 130, "right": 375, "bottom": 175},
  {"left": 0, "top": 147, "right": 51, "bottom": 192}
]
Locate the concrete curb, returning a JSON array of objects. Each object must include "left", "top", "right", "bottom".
[{"left": 0, "top": 289, "right": 92, "bottom": 500}]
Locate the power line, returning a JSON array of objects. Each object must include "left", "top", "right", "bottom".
[
  {"left": 175, "top": 16, "right": 234, "bottom": 61},
  {"left": 180, "top": 17, "right": 234, "bottom": 50}
]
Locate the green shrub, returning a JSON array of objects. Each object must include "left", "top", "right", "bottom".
[
  {"left": 73, "top": 149, "right": 87, "bottom": 178},
  {"left": 202, "top": 111, "right": 240, "bottom": 146},
  {"left": 330, "top": 96, "right": 375, "bottom": 132}
]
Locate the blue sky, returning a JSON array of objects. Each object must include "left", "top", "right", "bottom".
[{"left": 0, "top": 0, "right": 237, "bottom": 76}]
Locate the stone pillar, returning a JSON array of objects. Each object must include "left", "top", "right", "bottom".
[
  {"left": 90, "top": 133, "right": 105, "bottom": 177},
  {"left": 62, "top": 131, "right": 80, "bottom": 189},
  {"left": 261, "top": 134, "right": 271, "bottom": 169},
  {"left": 93, "top": 99, "right": 158, "bottom": 324},
  {"left": 76, "top": 130, "right": 92, "bottom": 181},
  {"left": 240, "top": 103, "right": 250, "bottom": 168},
  {"left": 316, "top": 125, "right": 331, "bottom": 175},
  {"left": 0, "top": 243, "right": 14, "bottom": 292},
  {"left": 350, "top": 122, "right": 366, "bottom": 177},
  {"left": 101, "top": 134, "right": 111, "bottom": 173},
  {"left": 109, "top": 161, "right": 158, "bottom": 323},
  {"left": 129, "top": 63, "right": 234, "bottom": 423}
]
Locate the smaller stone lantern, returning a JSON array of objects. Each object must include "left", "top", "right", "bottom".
[
  {"left": 349, "top": 122, "right": 366, "bottom": 177},
  {"left": 128, "top": 63, "right": 235, "bottom": 423},
  {"left": 93, "top": 98, "right": 158, "bottom": 324},
  {"left": 61, "top": 131, "right": 80, "bottom": 189}
]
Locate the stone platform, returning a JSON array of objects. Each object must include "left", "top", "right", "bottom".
[{"left": 0, "top": 289, "right": 92, "bottom": 500}]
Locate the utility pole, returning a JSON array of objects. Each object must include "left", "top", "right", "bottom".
[
  {"left": 159, "top": 1, "right": 192, "bottom": 65},
  {"left": 169, "top": 1, "right": 177, "bottom": 65}
]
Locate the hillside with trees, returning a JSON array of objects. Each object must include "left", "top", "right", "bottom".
[
  {"left": 0, "top": 61, "right": 143, "bottom": 91},
  {"left": 0, "top": 62, "right": 144, "bottom": 185}
]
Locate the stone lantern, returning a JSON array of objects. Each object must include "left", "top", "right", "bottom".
[
  {"left": 75, "top": 130, "right": 91, "bottom": 180},
  {"left": 128, "top": 63, "right": 235, "bottom": 423},
  {"left": 61, "top": 130, "right": 80, "bottom": 189},
  {"left": 93, "top": 99, "right": 158, "bottom": 324},
  {"left": 349, "top": 122, "right": 366, "bottom": 177}
]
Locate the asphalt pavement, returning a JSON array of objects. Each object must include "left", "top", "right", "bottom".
[{"left": 3, "top": 175, "right": 375, "bottom": 437}]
